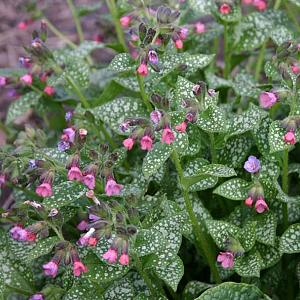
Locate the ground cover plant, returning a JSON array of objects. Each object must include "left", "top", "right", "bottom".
[{"left": 0, "top": 0, "right": 300, "bottom": 299}]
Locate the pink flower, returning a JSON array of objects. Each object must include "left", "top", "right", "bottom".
[
  {"left": 253, "top": 0, "right": 267, "bottom": 10},
  {"left": 123, "top": 138, "right": 135, "bottom": 150},
  {"left": 36, "top": 183, "right": 52, "bottom": 197},
  {"left": 255, "top": 197, "right": 269, "bottom": 213},
  {"left": 102, "top": 248, "right": 118, "bottom": 264},
  {"left": 44, "top": 86, "right": 55, "bottom": 96},
  {"left": 150, "top": 110, "right": 162, "bottom": 124},
  {"left": 0, "top": 174, "right": 5, "bottom": 188},
  {"left": 62, "top": 127, "right": 76, "bottom": 143},
  {"left": 82, "top": 174, "right": 95, "bottom": 190},
  {"left": 259, "top": 91, "right": 278, "bottom": 108},
  {"left": 77, "top": 220, "right": 88, "bottom": 231},
  {"left": 161, "top": 128, "right": 175, "bottom": 144},
  {"left": 68, "top": 167, "right": 82, "bottom": 181},
  {"left": 79, "top": 128, "right": 88, "bottom": 139},
  {"left": 10, "top": 225, "right": 24, "bottom": 240},
  {"left": 20, "top": 74, "right": 33, "bottom": 85},
  {"left": 244, "top": 197, "right": 254, "bottom": 207},
  {"left": 217, "top": 251, "right": 234, "bottom": 269},
  {"left": 78, "top": 228, "right": 95, "bottom": 246},
  {"left": 88, "top": 237, "right": 97, "bottom": 247},
  {"left": 175, "top": 122, "right": 187, "bottom": 133},
  {"left": 26, "top": 230, "right": 37, "bottom": 242},
  {"left": 284, "top": 131, "right": 296, "bottom": 145},
  {"left": 291, "top": 63, "right": 300, "bottom": 74},
  {"left": 119, "top": 253, "right": 129, "bottom": 265},
  {"left": 73, "top": 261, "right": 88, "bottom": 276},
  {"left": 18, "top": 21, "right": 27, "bottom": 30},
  {"left": 0, "top": 76, "right": 6, "bottom": 87},
  {"left": 179, "top": 27, "right": 189, "bottom": 40},
  {"left": 86, "top": 190, "right": 95, "bottom": 198},
  {"left": 43, "top": 261, "right": 59, "bottom": 278},
  {"left": 105, "top": 179, "right": 123, "bottom": 196},
  {"left": 29, "top": 293, "right": 44, "bottom": 300},
  {"left": 137, "top": 63, "right": 148, "bottom": 76},
  {"left": 242, "top": 0, "right": 253, "bottom": 4},
  {"left": 195, "top": 22, "right": 206, "bottom": 34},
  {"left": 120, "top": 15, "right": 131, "bottom": 28},
  {"left": 219, "top": 3, "right": 231, "bottom": 14},
  {"left": 175, "top": 39, "right": 183, "bottom": 49},
  {"left": 140, "top": 135, "right": 153, "bottom": 151},
  {"left": 155, "top": 37, "right": 162, "bottom": 46}
]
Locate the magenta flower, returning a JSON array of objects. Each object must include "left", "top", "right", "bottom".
[
  {"left": 137, "top": 63, "right": 148, "bottom": 76},
  {"left": 174, "top": 39, "right": 183, "bottom": 49},
  {"left": 29, "top": 293, "right": 44, "bottom": 300},
  {"left": 123, "top": 138, "right": 135, "bottom": 150},
  {"left": 148, "top": 50, "right": 158, "bottom": 64},
  {"left": 105, "top": 179, "right": 123, "bottom": 196},
  {"left": 244, "top": 156, "right": 261, "bottom": 173},
  {"left": 20, "top": 74, "right": 33, "bottom": 85},
  {"left": 242, "top": 0, "right": 253, "bottom": 4},
  {"left": 291, "top": 63, "right": 300, "bottom": 74},
  {"left": 217, "top": 251, "right": 234, "bottom": 269},
  {"left": 43, "top": 261, "right": 59, "bottom": 278},
  {"left": 77, "top": 220, "right": 88, "bottom": 231},
  {"left": 140, "top": 136, "right": 153, "bottom": 151},
  {"left": 36, "top": 182, "right": 53, "bottom": 198},
  {"left": 68, "top": 167, "right": 82, "bottom": 181},
  {"left": 10, "top": 225, "right": 25, "bottom": 240},
  {"left": 82, "top": 174, "right": 95, "bottom": 190},
  {"left": 255, "top": 197, "right": 269, "bottom": 213},
  {"left": 0, "top": 76, "right": 6, "bottom": 87},
  {"left": 244, "top": 197, "right": 254, "bottom": 207},
  {"left": 175, "top": 122, "right": 187, "bottom": 133},
  {"left": 161, "top": 128, "right": 175, "bottom": 144},
  {"left": 0, "top": 174, "right": 5, "bottom": 188},
  {"left": 88, "top": 237, "right": 97, "bottom": 246},
  {"left": 120, "top": 15, "right": 131, "bottom": 27},
  {"left": 259, "top": 91, "right": 277, "bottom": 108},
  {"left": 73, "top": 261, "right": 88, "bottom": 276},
  {"left": 78, "top": 228, "right": 95, "bottom": 246},
  {"left": 150, "top": 110, "right": 162, "bottom": 124},
  {"left": 179, "top": 27, "right": 189, "bottom": 40},
  {"left": 253, "top": 0, "right": 267, "bottom": 11},
  {"left": 195, "top": 22, "right": 206, "bottom": 34},
  {"left": 62, "top": 127, "right": 76, "bottom": 143},
  {"left": 284, "top": 131, "right": 296, "bottom": 145},
  {"left": 44, "top": 86, "right": 55, "bottom": 96},
  {"left": 119, "top": 253, "right": 130, "bottom": 265},
  {"left": 219, "top": 3, "right": 231, "bottom": 14},
  {"left": 102, "top": 248, "right": 118, "bottom": 264}
]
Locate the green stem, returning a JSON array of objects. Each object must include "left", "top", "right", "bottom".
[
  {"left": 99, "top": 122, "right": 117, "bottom": 149},
  {"left": 223, "top": 24, "right": 231, "bottom": 79},
  {"left": 255, "top": 41, "right": 267, "bottom": 81},
  {"left": 209, "top": 133, "right": 217, "bottom": 163},
  {"left": 133, "top": 253, "right": 157, "bottom": 298},
  {"left": 65, "top": 75, "right": 90, "bottom": 108},
  {"left": 274, "top": 0, "right": 281, "bottom": 10},
  {"left": 43, "top": 17, "right": 77, "bottom": 49},
  {"left": 285, "top": 2, "right": 300, "bottom": 32},
  {"left": 171, "top": 150, "right": 221, "bottom": 284},
  {"left": 66, "top": 0, "right": 84, "bottom": 42},
  {"left": 282, "top": 149, "right": 289, "bottom": 230},
  {"left": 105, "top": 0, "right": 128, "bottom": 52},
  {"left": 137, "top": 73, "right": 152, "bottom": 112},
  {"left": 47, "top": 222, "right": 65, "bottom": 241}
]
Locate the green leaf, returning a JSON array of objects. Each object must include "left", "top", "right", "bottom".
[
  {"left": 288, "top": 0, "right": 300, "bottom": 6},
  {"left": 196, "top": 282, "right": 270, "bottom": 299},
  {"left": 216, "top": 5, "right": 241, "bottom": 23},
  {"left": 218, "top": 135, "right": 252, "bottom": 168},
  {"left": 269, "top": 120, "right": 297, "bottom": 153},
  {"left": 154, "top": 256, "right": 184, "bottom": 291},
  {"left": 72, "top": 41, "right": 104, "bottom": 58},
  {"left": 142, "top": 143, "right": 173, "bottom": 178},
  {"left": 6, "top": 92, "right": 41, "bottom": 124},
  {"left": 43, "top": 181, "right": 86, "bottom": 209},
  {"left": 36, "top": 148, "right": 69, "bottom": 165},
  {"left": 239, "top": 221, "right": 256, "bottom": 252},
  {"left": 183, "top": 281, "right": 214, "bottom": 300},
  {"left": 270, "top": 26, "right": 293, "bottom": 46},
  {"left": 91, "top": 97, "right": 148, "bottom": 134},
  {"left": 232, "top": 72, "right": 260, "bottom": 98},
  {"left": 196, "top": 164, "right": 236, "bottom": 177},
  {"left": 104, "top": 277, "right": 135, "bottom": 300},
  {"left": 213, "top": 178, "right": 249, "bottom": 200},
  {"left": 264, "top": 61, "right": 279, "bottom": 79},
  {"left": 279, "top": 223, "right": 300, "bottom": 253},
  {"left": 255, "top": 240, "right": 281, "bottom": 269},
  {"left": 253, "top": 211, "right": 277, "bottom": 246},
  {"left": 197, "top": 105, "right": 228, "bottom": 133},
  {"left": 206, "top": 220, "right": 240, "bottom": 249},
  {"left": 188, "top": 0, "right": 213, "bottom": 15},
  {"left": 25, "top": 237, "right": 59, "bottom": 261},
  {"left": 206, "top": 72, "right": 233, "bottom": 89},
  {"left": 252, "top": 116, "right": 272, "bottom": 155},
  {"left": 108, "top": 53, "right": 134, "bottom": 72},
  {"left": 234, "top": 251, "right": 262, "bottom": 277},
  {"left": 0, "top": 68, "right": 26, "bottom": 77}
]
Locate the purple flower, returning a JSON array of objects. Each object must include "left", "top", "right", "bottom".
[
  {"left": 244, "top": 156, "right": 261, "bottom": 173},
  {"left": 217, "top": 251, "right": 234, "bottom": 269},
  {"left": 89, "top": 213, "right": 101, "bottom": 222},
  {"left": 29, "top": 159, "right": 37, "bottom": 169},
  {"left": 119, "top": 121, "right": 130, "bottom": 133},
  {"left": 148, "top": 50, "right": 159, "bottom": 64},
  {"left": 65, "top": 111, "right": 73, "bottom": 122},
  {"left": 43, "top": 261, "right": 59, "bottom": 278},
  {"left": 150, "top": 110, "right": 162, "bottom": 124},
  {"left": 0, "top": 76, "right": 6, "bottom": 87},
  {"left": 57, "top": 141, "right": 70, "bottom": 152},
  {"left": 29, "top": 293, "right": 44, "bottom": 300}
]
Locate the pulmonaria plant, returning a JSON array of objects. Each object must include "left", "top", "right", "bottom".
[{"left": 1, "top": 0, "right": 300, "bottom": 299}]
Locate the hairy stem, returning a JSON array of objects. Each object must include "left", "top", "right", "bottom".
[
  {"left": 105, "top": 0, "right": 128, "bottom": 52},
  {"left": 171, "top": 150, "right": 221, "bottom": 283},
  {"left": 282, "top": 149, "right": 289, "bottom": 230},
  {"left": 223, "top": 24, "right": 231, "bottom": 79},
  {"left": 209, "top": 132, "right": 217, "bottom": 163},
  {"left": 285, "top": 2, "right": 300, "bottom": 32},
  {"left": 255, "top": 41, "right": 267, "bottom": 81},
  {"left": 47, "top": 222, "right": 65, "bottom": 241},
  {"left": 274, "top": 0, "right": 282, "bottom": 10},
  {"left": 137, "top": 73, "right": 153, "bottom": 112},
  {"left": 99, "top": 122, "right": 117, "bottom": 149},
  {"left": 66, "top": 0, "right": 84, "bottom": 42}
]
